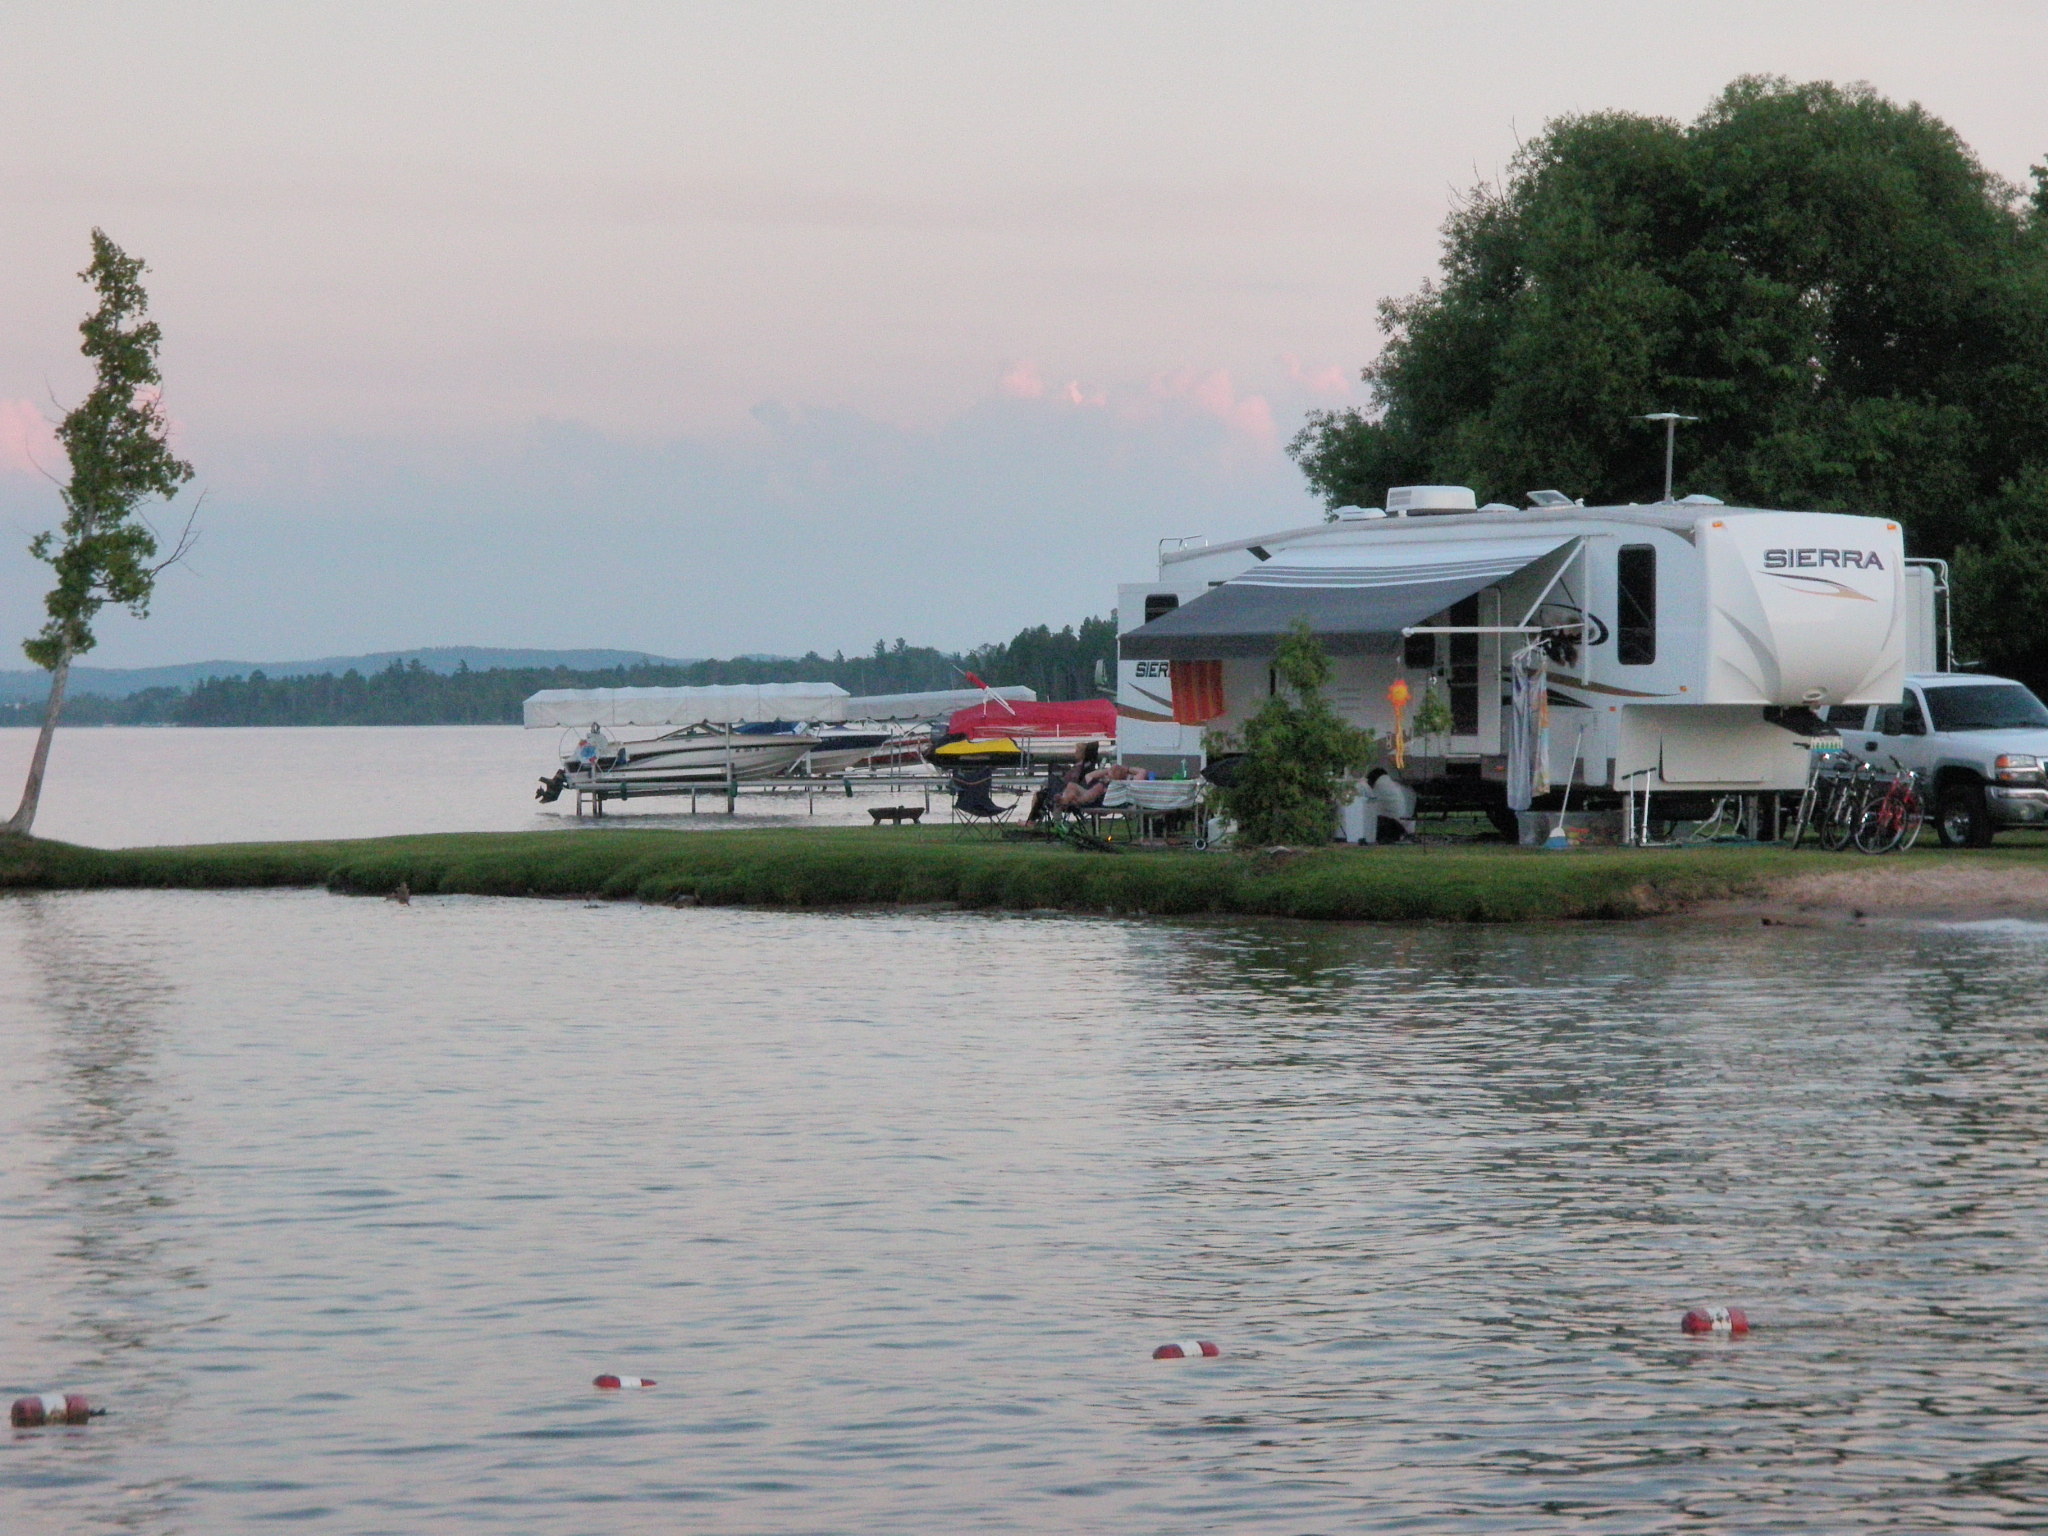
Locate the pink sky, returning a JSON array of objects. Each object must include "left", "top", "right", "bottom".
[{"left": 0, "top": 2, "right": 2042, "bottom": 664}]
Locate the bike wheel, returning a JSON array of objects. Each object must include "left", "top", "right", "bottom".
[
  {"left": 1853, "top": 804, "right": 1904, "bottom": 854},
  {"left": 1896, "top": 789, "right": 1927, "bottom": 852},
  {"left": 1819, "top": 791, "right": 1859, "bottom": 852}
]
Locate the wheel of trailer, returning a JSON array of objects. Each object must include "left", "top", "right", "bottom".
[
  {"left": 1484, "top": 805, "right": 1520, "bottom": 840},
  {"left": 1937, "top": 782, "right": 1995, "bottom": 848}
]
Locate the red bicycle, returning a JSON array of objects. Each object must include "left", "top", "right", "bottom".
[{"left": 1853, "top": 763, "right": 1925, "bottom": 854}]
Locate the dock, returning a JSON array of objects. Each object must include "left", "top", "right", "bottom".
[{"left": 557, "top": 766, "right": 1047, "bottom": 818}]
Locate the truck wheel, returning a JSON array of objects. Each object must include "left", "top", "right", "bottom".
[{"left": 1937, "top": 783, "right": 1995, "bottom": 848}]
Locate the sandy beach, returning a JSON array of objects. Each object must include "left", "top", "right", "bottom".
[{"left": 1690, "top": 856, "right": 2048, "bottom": 927}]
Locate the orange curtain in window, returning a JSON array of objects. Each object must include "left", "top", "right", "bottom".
[{"left": 1169, "top": 659, "right": 1226, "bottom": 725}]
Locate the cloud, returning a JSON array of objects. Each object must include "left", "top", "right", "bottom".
[
  {"left": 1281, "top": 354, "right": 1356, "bottom": 396},
  {"left": 1148, "top": 367, "right": 1277, "bottom": 450},
  {"left": 0, "top": 382, "right": 1325, "bottom": 667},
  {"left": 0, "top": 400, "right": 59, "bottom": 479},
  {"left": 999, "top": 361, "right": 1046, "bottom": 399}
]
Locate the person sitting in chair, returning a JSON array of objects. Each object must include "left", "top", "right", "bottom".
[{"left": 1055, "top": 758, "right": 1149, "bottom": 811}]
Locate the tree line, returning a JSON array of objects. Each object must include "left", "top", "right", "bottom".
[{"left": 0, "top": 618, "right": 1119, "bottom": 728}]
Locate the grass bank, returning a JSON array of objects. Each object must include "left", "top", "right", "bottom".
[{"left": 0, "top": 825, "right": 1869, "bottom": 922}]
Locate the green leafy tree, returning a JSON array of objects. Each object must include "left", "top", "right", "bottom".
[
  {"left": 5, "top": 231, "right": 195, "bottom": 835},
  {"left": 1289, "top": 77, "right": 2048, "bottom": 687},
  {"left": 1412, "top": 677, "right": 1455, "bottom": 754},
  {"left": 1211, "top": 623, "right": 1375, "bottom": 846}
]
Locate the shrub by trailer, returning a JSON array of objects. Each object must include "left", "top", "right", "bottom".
[{"left": 1116, "top": 487, "right": 1942, "bottom": 834}]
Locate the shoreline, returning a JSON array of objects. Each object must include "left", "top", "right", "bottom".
[
  {"left": 1678, "top": 860, "right": 2048, "bottom": 928},
  {"left": 4, "top": 826, "right": 2043, "bottom": 924}
]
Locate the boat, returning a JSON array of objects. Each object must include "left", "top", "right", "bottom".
[
  {"left": 802, "top": 725, "right": 914, "bottom": 774},
  {"left": 523, "top": 682, "right": 1040, "bottom": 803},
  {"left": 940, "top": 698, "right": 1117, "bottom": 761},
  {"left": 554, "top": 723, "right": 818, "bottom": 790}
]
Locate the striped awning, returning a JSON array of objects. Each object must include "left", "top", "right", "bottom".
[{"left": 1120, "top": 536, "right": 1578, "bottom": 660}]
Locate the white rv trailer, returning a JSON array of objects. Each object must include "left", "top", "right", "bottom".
[{"left": 1117, "top": 486, "right": 1942, "bottom": 826}]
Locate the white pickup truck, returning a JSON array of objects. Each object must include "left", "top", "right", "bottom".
[{"left": 1831, "top": 672, "right": 2048, "bottom": 847}]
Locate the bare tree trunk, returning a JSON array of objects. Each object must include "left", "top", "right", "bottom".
[{"left": 3, "top": 647, "right": 72, "bottom": 836}]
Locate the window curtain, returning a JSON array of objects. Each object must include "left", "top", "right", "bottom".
[{"left": 1169, "top": 660, "right": 1226, "bottom": 725}]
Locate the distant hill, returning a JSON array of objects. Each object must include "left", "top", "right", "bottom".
[{"left": 0, "top": 647, "right": 697, "bottom": 703}]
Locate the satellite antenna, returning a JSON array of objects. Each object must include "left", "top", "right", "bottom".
[{"left": 1640, "top": 412, "right": 1699, "bottom": 503}]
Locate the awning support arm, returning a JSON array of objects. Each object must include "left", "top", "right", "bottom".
[
  {"left": 1400, "top": 624, "right": 1546, "bottom": 636},
  {"left": 1514, "top": 537, "right": 1586, "bottom": 627}
]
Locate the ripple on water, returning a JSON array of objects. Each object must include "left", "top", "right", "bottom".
[{"left": 3, "top": 891, "right": 2047, "bottom": 1532}]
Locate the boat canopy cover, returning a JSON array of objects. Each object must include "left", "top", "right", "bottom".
[
  {"left": 839, "top": 687, "right": 1035, "bottom": 721},
  {"left": 523, "top": 683, "right": 849, "bottom": 728},
  {"left": 1119, "top": 535, "right": 1578, "bottom": 659},
  {"left": 947, "top": 697, "right": 1118, "bottom": 740},
  {"left": 523, "top": 683, "right": 1039, "bottom": 728}
]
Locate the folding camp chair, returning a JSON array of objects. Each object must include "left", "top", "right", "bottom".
[{"left": 948, "top": 764, "right": 1018, "bottom": 832}]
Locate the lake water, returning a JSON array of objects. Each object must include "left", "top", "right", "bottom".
[
  {"left": 0, "top": 725, "right": 931, "bottom": 846},
  {"left": 6, "top": 879, "right": 2048, "bottom": 1532}
]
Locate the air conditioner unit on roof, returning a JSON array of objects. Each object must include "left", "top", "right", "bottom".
[{"left": 1385, "top": 485, "right": 1476, "bottom": 517}]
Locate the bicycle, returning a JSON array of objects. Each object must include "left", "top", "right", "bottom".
[
  {"left": 1852, "top": 762, "right": 1925, "bottom": 854},
  {"left": 1818, "top": 761, "right": 1872, "bottom": 852}
]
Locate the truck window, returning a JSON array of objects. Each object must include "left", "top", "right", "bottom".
[
  {"left": 1617, "top": 545, "right": 1655, "bottom": 664},
  {"left": 1923, "top": 683, "right": 2048, "bottom": 731},
  {"left": 1143, "top": 593, "right": 1179, "bottom": 624},
  {"left": 1825, "top": 704, "right": 1869, "bottom": 731}
]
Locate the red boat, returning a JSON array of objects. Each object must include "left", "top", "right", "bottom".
[{"left": 941, "top": 698, "right": 1117, "bottom": 760}]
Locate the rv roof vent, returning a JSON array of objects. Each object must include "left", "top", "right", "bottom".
[
  {"left": 1385, "top": 485, "right": 1476, "bottom": 517},
  {"left": 1526, "top": 489, "right": 1578, "bottom": 508},
  {"left": 1677, "top": 493, "right": 1725, "bottom": 505},
  {"left": 1335, "top": 506, "right": 1388, "bottom": 520},
  {"left": 1478, "top": 501, "right": 1517, "bottom": 513}
]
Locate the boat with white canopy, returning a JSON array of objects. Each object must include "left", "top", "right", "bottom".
[{"left": 526, "top": 682, "right": 1035, "bottom": 803}]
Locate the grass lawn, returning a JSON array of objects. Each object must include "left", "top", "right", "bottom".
[{"left": 9, "top": 823, "right": 2022, "bottom": 922}]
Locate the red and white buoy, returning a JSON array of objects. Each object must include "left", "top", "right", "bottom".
[
  {"left": 1681, "top": 1306, "right": 1750, "bottom": 1336},
  {"left": 1151, "top": 1340, "right": 1221, "bottom": 1360},
  {"left": 11, "top": 1394, "right": 95, "bottom": 1427},
  {"left": 592, "top": 1374, "right": 656, "bottom": 1389}
]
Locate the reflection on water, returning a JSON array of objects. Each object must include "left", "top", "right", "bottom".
[
  {"left": 1, "top": 897, "right": 200, "bottom": 1528},
  {"left": 4, "top": 893, "right": 2047, "bottom": 1531}
]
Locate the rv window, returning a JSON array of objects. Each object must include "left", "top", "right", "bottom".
[
  {"left": 1403, "top": 617, "right": 1436, "bottom": 670},
  {"left": 1143, "top": 593, "right": 1179, "bottom": 624},
  {"left": 1617, "top": 545, "right": 1656, "bottom": 665}
]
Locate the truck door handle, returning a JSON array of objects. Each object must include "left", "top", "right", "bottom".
[{"left": 1865, "top": 741, "right": 1878, "bottom": 751}]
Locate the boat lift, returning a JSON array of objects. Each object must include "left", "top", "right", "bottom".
[{"left": 523, "top": 682, "right": 1042, "bottom": 818}]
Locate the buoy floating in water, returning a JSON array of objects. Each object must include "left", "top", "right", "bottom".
[
  {"left": 1681, "top": 1306, "right": 1750, "bottom": 1336},
  {"left": 592, "top": 1374, "right": 655, "bottom": 1389},
  {"left": 11, "top": 1394, "right": 97, "bottom": 1427},
  {"left": 1151, "top": 1340, "right": 1221, "bottom": 1360}
]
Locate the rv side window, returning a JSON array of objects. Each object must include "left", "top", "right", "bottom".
[
  {"left": 1617, "top": 545, "right": 1656, "bottom": 665},
  {"left": 1143, "top": 593, "right": 1179, "bottom": 624},
  {"left": 1403, "top": 613, "right": 1437, "bottom": 670}
]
